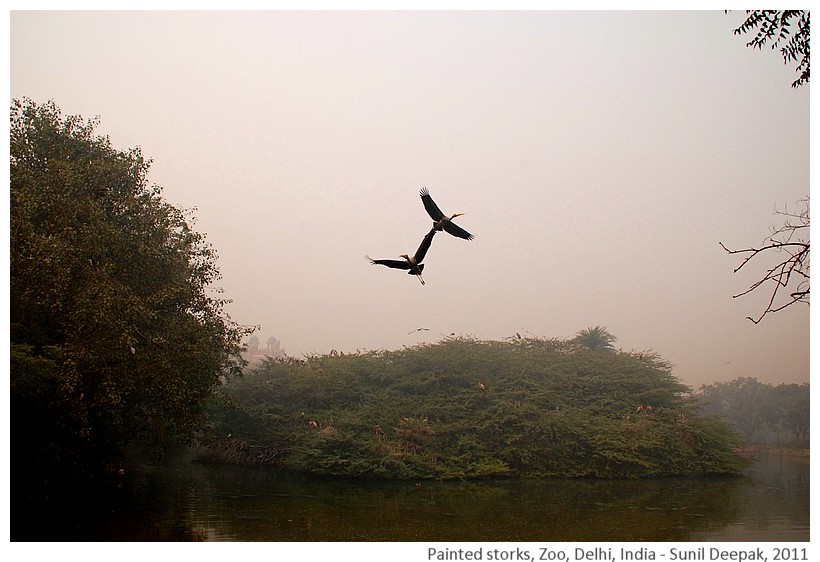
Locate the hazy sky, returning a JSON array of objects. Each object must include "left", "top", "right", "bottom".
[{"left": 10, "top": 10, "right": 810, "bottom": 389}]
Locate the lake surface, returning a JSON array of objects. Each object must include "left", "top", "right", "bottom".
[{"left": 20, "top": 452, "right": 808, "bottom": 542}]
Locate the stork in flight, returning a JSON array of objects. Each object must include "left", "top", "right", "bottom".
[
  {"left": 367, "top": 228, "right": 437, "bottom": 285},
  {"left": 419, "top": 187, "right": 474, "bottom": 241}
]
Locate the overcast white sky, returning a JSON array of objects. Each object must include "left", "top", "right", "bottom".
[{"left": 10, "top": 9, "right": 810, "bottom": 389}]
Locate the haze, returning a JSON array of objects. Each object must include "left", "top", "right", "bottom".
[{"left": 10, "top": 10, "right": 809, "bottom": 389}]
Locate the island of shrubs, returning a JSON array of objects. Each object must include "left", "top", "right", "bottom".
[{"left": 200, "top": 336, "right": 747, "bottom": 479}]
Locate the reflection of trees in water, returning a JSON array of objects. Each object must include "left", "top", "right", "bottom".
[
  {"left": 132, "top": 462, "right": 749, "bottom": 541},
  {"left": 35, "top": 453, "right": 808, "bottom": 541},
  {"left": 360, "top": 476, "right": 749, "bottom": 542}
]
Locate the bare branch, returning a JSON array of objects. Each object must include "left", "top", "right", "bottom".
[{"left": 721, "top": 197, "right": 809, "bottom": 323}]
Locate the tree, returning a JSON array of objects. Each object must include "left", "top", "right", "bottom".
[
  {"left": 696, "top": 377, "right": 809, "bottom": 446},
  {"left": 771, "top": 382, "right": 810, "bottom": 443},
  {"left": 731, "top": 10, "right": 810, "bottom": 88},
  {"left": 722, "top": 11, "right": 810, "bottom": 323},
  {"left": 720, "top": 198, "right": 809, "bottom": 324},
  {"left": 10, "top": 99, "right": 251, "bottom": 489},
  {"left": 573, "top": 325, "right": 617, "bottom": 352},
  {"left": 697, "top": 377, "right": 768, "bottom": 442}
]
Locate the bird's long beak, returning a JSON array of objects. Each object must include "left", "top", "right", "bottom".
[{"left": 452, "top": 213, "right": 465, "bottom": 218}]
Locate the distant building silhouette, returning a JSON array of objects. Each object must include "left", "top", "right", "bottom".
[
  {"left": 266, "top": 336, "right": 281, "bottom": 354},
  {"left": 242, "top": 334, "right": 285, "bottom": 363}
]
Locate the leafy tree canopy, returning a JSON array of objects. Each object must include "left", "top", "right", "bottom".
[
  {"left": 732, "top": 10, "right": 810, "bottom": 88},
  {"left": 10, "top": 98, "right": 251, "bottom": 488},
  {"left": 203, "top": 336, "right": 747, "bottom": 479}
]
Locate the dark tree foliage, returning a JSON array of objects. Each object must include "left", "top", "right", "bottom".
[
  {"left": 203, "top": 336, "right": 747, "bottom": 479},
  {"left": 10, "top": 99, "right": 250, "bottom": 491},
  {"left": 732, "top": 10, "right": 810, "bottom": 88}
]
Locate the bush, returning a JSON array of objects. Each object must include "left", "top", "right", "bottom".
[{"left": 203, "top": 337, "right": 748, "bottom": 479}]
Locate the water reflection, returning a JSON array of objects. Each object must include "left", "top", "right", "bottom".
[{"left": 27, "top": 453, "right": 809, "bottom": 541}]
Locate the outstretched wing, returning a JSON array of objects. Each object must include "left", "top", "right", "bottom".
[
  {"left": 366, "top": 255, "right": 411, "bottom": 270},
  {"left": 419, "top": 187, "right": 445, "bottom": 221},
  {"left": 443, "top": 221, "right": 474, "bottom": 241},
  {"left": 413, "top": 228, "right": 437, "bottom": 263},
  {"left": 420, "top": 187, "right": 474, "bottom": 240}
]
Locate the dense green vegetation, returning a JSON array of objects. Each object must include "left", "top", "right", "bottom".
[
  {"left": 10, "top": 99, "right": 249, "bottom": 492},
  {"left": 202, "top": 336, "right": 748, "bottom": 479}
]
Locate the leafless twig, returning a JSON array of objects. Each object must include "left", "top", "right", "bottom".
[{"left": 721, "top": 197, "right": 809, "bottom": 323}]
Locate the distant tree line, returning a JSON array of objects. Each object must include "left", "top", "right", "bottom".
[{"left": 696, "top": 377, "right": 809, "bottom": 447}]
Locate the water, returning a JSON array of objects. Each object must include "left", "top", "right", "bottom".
[{"left": 18, "top": 452, "right": 808, "bottom": 541}]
